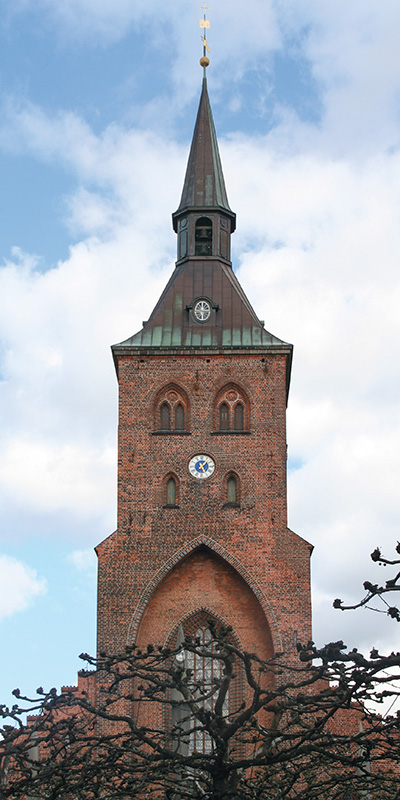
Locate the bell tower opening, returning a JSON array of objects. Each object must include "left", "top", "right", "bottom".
[{"left": 195, "top": 216, "right": 213, "bottom": 256}]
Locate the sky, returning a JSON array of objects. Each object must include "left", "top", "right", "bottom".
[{"left": 1, "top": 0, "right": 400, "bottom": 710}]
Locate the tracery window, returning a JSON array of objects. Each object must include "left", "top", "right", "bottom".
[
  {"left": 186, "top": 627, "right": 226, "bottom": 754},
  {"left": 215, "top": 385, "right": 249, "bottom": 432},
  {"left": 155, "top": 385, "right": 189, "bottom": 433},
  {"left": 171, "top": 619, "right": 230, "bottom": 755}
]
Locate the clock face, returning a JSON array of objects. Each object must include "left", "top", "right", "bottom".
[
  {"left": 188, "top": 454, "right": 215, "bottom": 479},
  {"left": 193, "top": 299, "right": 211, "bottom": 322}
]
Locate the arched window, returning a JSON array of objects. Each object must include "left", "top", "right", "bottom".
[
  {"left": 155, "top": 385, "right": 189, "bottom": 433},
  {"left": 168, "top": 614, "right": 240, "bottom": 757},
  {"left": 175, "top": 403, "right": 184, "bottom": 431},
  {"left": 186, "top": 626, "right": 227, "bottom": 754},
  {"left": 234, "top": 403, "right": 244, "bottom": 431},
  {"left": 227, "top": 475, "right": 238, "bottom": 505},
  {"left": 215, "top": 385, "right": 249, "bottom": 432},
  {"left": 195, "top": 217, "right": 212, "bottom": 256},
  {"left": 166, "top": 476, "right": 177, "bottom": 507},
  {"left": 219, "top": 403, "right": 229, "bottom": 431},
  {"left": 160, "top": 402, "right": 170, "bottom": 431}
]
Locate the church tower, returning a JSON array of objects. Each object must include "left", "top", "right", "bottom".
[{"left": 95, "top": 65, "right": 312, "bottom": 670}]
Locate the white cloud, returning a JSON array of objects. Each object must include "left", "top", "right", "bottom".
[
  {"left": 0, "top": 555, "right": 46, "bottom": 621},
  {"left": 6, "top": 0, "right": 280, "bottom": 56},
  {"left": 0, "top": 96, "right": 399, "bottom": 618},
  {"left": 0, "top": 2, "right": 400, "bottom": 659},
  {"left": 283, "top": 0, "right": 400, "bottom": 154},
  {"left": 0, "top": 438, "right": 116, "bottom": 517},
  {"left": 67, "top": 548, "right": 97, "bottom": 574}
]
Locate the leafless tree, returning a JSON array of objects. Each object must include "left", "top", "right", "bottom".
[
  {"left": 1, "top": 623, "right": 400, "bottom": 800},
  {"left": 334, "top": 542, "right": 400, "bottom": 622}
]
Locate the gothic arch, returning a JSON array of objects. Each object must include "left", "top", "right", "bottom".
[
  {"left": 213, "top": 383, "right": 250, "bottom": 432},
  {"left": 166, "top": 605, "right": 242, "bottom": 650},
  {"left": 126, "top": 536, "right": 282, "bottom": 652},
  {"left": 162, "top": 472, "right": 179, "bottom": 507},
  {"left": 223, "top": 470, "right": 240, "bottom": 506},
  {"left": 153, "top": 383, "right": 190, "bottom": 432}
]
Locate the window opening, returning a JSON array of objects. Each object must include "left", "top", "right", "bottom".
[
  {"left": 156, "top": 386, "right": 189, "bottom": 433},
  {"left": 160, "top": 402, "right": 170, "bottom": 430},
  {"left": 234, "top": 403, "right": 244, "bottom": 431},
  {"left": 215, "top": 386, "right": 249, "bottom": 433},
  {"left": 195, "top": 217, "right": 212, "bottom": 256},
  {"left": 219, "top": 403, "right": 229, "bottom": 431},
  {"left": 227, "top": 476, "right": 237, "bottom": 505},
  {"left": 185, "top": 627, "right": 227, "bottom": 754},
  {"left": 175, "top": 403, "right": 185, "bottom": 431},
  {"left": 166, "top": 477, "right": 176, "bottom": 506}
]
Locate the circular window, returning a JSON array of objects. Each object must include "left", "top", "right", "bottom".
[{"left": 193, "top": 299, "right": 211, "bottom": 322}]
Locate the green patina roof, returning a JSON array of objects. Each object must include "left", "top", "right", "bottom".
[
  {"left": 112, "top": 75, "right": 292, "bottom": 398},
  {"left": 172, "top": 77, "right": 235, "bottom": 230},
  {"left": 113, "top": 259, "right": 290, "bottom": 351}
]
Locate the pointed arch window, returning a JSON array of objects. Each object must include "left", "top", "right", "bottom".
[
  {"left": 166, "top": 476, "right": 177, "bottom": 507},
  {"left": 227, "top": 475, "right": 238, "bottom": 505},
  {"left": 195, "top": 217, "right": 212, "bottom": 256},
  {"left": 219, "top": 402, "right": 229, "bottom": 431},
  {"left": 160, "top": 402, "right": 171, "bottom": 431},
  {"left": 168, "top": 614, "right": 241, "bottom": 758},
  {"left": 179, "top": 625, "right": 228, "bottom": 755},
  {"left": 225, "top": 472, "right": 240, "bottom": 507},
  {"left": 163, "top": 474, "right": 179, "bottom": 508},
  {"left": 175, "top": 403, "right": 185, "bottom": 431},
  {"left": 155, "top": 386, "right": 190, "bottom": 434},
  {"left": 187, "top": 627, "right": 217, "bottom": 753},
  {"left": 214, "top": 385, "right": 249, "bottom": 433},
  {"left": 234, "top": 403, "right": 244, "bottom": 431}
]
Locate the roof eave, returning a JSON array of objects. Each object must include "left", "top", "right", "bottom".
[{"left": 112, "top": 342, "right": 293, "bottom": 403}]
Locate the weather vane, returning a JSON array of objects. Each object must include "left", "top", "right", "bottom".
[{"left": 199, "top": 3, "right": 210, "bottom": 71}]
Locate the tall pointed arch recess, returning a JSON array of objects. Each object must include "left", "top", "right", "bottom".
[{"left": 127, "top": 537, "right": 282, "bottom": 653}]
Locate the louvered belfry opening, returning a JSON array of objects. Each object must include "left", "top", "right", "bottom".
[{"left": 195, "top": 217, "right": 213, "bottom": 256}]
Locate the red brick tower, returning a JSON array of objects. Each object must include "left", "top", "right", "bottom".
[{"left": 95, "top": 73, "right": 313, "bottom": 669}]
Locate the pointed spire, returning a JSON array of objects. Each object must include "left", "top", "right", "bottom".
[{"left": 172, "top": 77, "right": 236, "bottom": 233}]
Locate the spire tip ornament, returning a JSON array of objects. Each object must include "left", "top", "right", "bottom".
[{"left": 199, "top": 3, "right": 210, "bottom": 72}]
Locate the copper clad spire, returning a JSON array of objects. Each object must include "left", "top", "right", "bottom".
[
  {"left": 172, "top": 77, "right": 236, "bottom": 233},
  {"left": 112, "top": 53, "right": 292, "bottom": 400}
]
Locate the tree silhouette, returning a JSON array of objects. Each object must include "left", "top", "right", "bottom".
[
  {"left": 334, "top": 542, "right": 400, "bottom": 621},
  {"left": 1, "top": 623, "right": 400, "bottom": 800}
]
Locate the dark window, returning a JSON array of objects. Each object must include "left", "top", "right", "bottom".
[
  {"left": 195, "top": 217, "right": 212, "bottom": 256},
  {"left": 234, "top": 403, "right": 244, "bottom": 431},
  {"left": 160, "top": 402, "right": 170, "bottom": 430},
  {"left": 227, "top": 476, "right": 237, "bottom": 504},
  {"left": 166, "top": 477, "right": 176, "bottom": 506},
  {"left": 219, "top": 403, "right": 229, "bottom": 431},
  {"left": 175, "top": 403, "right": 184, "bottom": 431}
]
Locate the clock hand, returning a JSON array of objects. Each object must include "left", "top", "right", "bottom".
[{"left": 198, "top": 462, "right": 206, "bottom": 472}]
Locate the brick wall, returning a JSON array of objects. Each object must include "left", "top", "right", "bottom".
[{"left": 96, "top": 348, "right": 313, "bottom": 662}]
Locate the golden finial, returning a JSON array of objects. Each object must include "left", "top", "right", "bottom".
[{"left": 199, "top": 3, "right": 210, "bottom": 70}]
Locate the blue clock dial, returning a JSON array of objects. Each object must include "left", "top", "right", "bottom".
[{"left": 188, "top": 454, "right": 215, "bottom": 479}]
